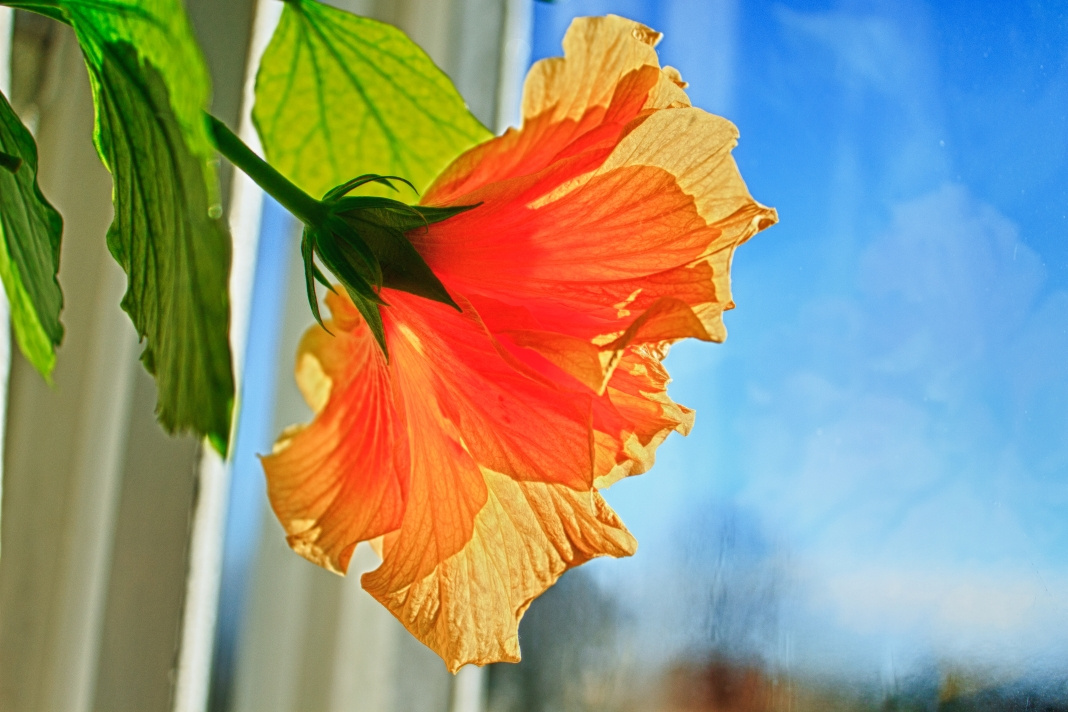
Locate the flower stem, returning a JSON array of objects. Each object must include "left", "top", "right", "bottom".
[{"left": 205, "top": 113, "right": 325, "bottom": 225}]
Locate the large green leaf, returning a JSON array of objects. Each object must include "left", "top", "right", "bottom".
[
  {"left": 254, "top": 0, "right": 492, "bottom": 200},
  {"left": 88, "top": 41, "right": 233, "bottom": 449},
  {"left": 13, "top": 0, "right": 235, "bottom": 448},
  {"left": 0, "top": 91, "right": 63, "bottom": 378}
]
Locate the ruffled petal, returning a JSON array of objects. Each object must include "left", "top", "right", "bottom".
[
  {"left": 363, "top": 470, "right": 635, "bottom": 672},
  {"left": 593, "top": 344, "right": 694, "bottom": 489},
  {"left": 522, "top": 14, "right": 685, "bottom": 121},
  {"left": 588, "top": 108, "right": 778, "bottom": 339},
  {"left": 260, "top": 293, "right": 408, "bottom": 573},
  {"left": 278, "top": 291, "right": 632, "bottom": 669}
]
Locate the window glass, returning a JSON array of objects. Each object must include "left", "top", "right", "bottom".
[{"left": 487, "top": 1, "right": 1068, "bottom": 709}]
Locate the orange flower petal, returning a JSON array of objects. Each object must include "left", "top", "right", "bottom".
[
  {"left": 422, "top": 113, "right": 773, "bottom": 328},
  {"left": 424, "top": 16, "right": 687, "bottom": 206},
  {"left": 522, "top": 15, "right": 685, "bottom": 121},
  {"left": 363, "top": 471, "right": 635, "bottom": 672},
  {"left": 261, "top": 293, "right": 408, "bottom": 573},
  {"left": 593, "top": 344, "right": 694, "bottom": 489},
  {"left": 386, "top": 293, "right": 595, "bottom": 492}
]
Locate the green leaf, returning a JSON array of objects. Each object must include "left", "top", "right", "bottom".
[
  {"left": 2, "top": 2, "right": 69, "bottom": 24},
  {"left": 253, "top": 0, "right": 492, "bottom": 201},
  {"left": 0, "top": 90, "right": 64, "bottom": 378},
  {"left": 86, "top": 40, "right": 233, "bottom": 450}
]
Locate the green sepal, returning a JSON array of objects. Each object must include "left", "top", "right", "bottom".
[
  {"left": 311, "top": 262, "right": 334, "bottom": 292},
  {"left": 0, "top": 88, "right": 64, "bottom": 378},
  {"left": 303, "top": 223, "right": 388, "bottom": 355},
  {"left": 347, "top": 290, "right": 386, "bottom": 357},
  {"left": 330, "top": 198, "right": 477, "bottom": 229},
  {"left": 322, "top": 174, "right": 412, "bottom": 203},
  {"left": 301, "top": 228, "right": 328, "bottom": 332},
  {"left": 313, "top": 229, "right": 384, "bottom": 306},
  {"left": 323, "top": 213, "right": 381, "bottom": 287},
  {"left": 410, "top": 204, "right": 481, "bottom": 225},
  {"left": 338, "top": 207, "right": 466, "bottom": 310}
]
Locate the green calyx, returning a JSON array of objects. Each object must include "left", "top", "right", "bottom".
[
  {"left": 302, "top": 174, "right": 476, "bottom": 355},
  {"left": 207, "top": 116, "right": 474, "bottom": 356}
]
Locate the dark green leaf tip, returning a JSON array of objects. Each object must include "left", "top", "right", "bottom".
[
  {"left": 0, "top": 151, "right": 22, "bottom": 173},
  {"left": 208, "top": 427, "right": 229, "bottom": 458},
  {"left": 347, "top": 289, "right": 388, "bottom": 359}
]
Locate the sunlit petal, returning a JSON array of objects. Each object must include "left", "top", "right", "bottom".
[
  {"left": 364, "top": 470, "right": 635, "bottom": 672},
  {"left": 261, "top": 293, "right": 408, "bottom": 573}
]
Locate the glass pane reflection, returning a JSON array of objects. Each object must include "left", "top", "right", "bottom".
[{"left": 488, "top": 1, "right": 1068, "bottom": 709}]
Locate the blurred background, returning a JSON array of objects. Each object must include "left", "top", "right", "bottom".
[{"left": 0, "top": 0, "right": 1066, "bottom": 711}]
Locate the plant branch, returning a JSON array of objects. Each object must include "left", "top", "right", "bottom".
[{"left": 205, "top": 113, "right": 325, "bottom": 225}]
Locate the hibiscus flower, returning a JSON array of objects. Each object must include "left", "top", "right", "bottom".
[{"left": 261, "top": 14, "right": 777, "bottom": 671}]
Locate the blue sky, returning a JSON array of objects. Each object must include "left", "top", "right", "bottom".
[{"left": 531, "top": 0, "right": 1068, "bottom": 682}]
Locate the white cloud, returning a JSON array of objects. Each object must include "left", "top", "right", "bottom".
[
  {"left": 695, "top": 184, "right": 1068, "bottom": 674},
  {"left": 775, "top": 7, "right": 923, "bottom": 95}
]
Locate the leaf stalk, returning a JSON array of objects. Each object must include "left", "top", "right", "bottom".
[{"left": 206, "top": 114, "right": 326, "bottom": 226}]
